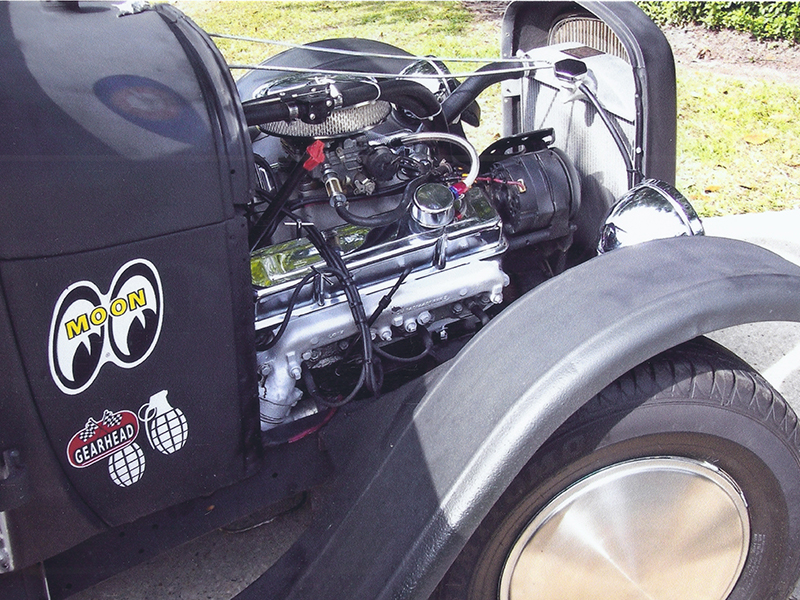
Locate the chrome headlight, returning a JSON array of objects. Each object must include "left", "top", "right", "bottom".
[{"left": 598, "top": 179, "right": 704, "bottom": 254}]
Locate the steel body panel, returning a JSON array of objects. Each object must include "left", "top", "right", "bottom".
[
  {"left": 235, "top": 236, "right": 800, "bottom": 600},
  {"left": 42, "top": 434, "right": 331, "bottom": 600},
  {"left": 0, "top": 2, "right": 259, "bottom": 570},
  {"left": 0, "top": 3, "right": 252, "bottom": 260}
]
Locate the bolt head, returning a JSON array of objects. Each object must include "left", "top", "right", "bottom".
[{"left": 259, "top": 363, "right": 273, "bottom": 377}]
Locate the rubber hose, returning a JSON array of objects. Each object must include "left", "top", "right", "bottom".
[
  {"left": 378, "top": 79, "right": 441, "bottom": 119},
  {"left": 335, "top": 174, "right": 428, "bottom": 227},
  {"left": 441, "top": 61, "right": 526, "bottom": 123}
]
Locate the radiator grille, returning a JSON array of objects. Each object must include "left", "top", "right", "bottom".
[
  {"left": 522, "top": 78, "right": 632, "bottom": 202},
  {"left": 549, "top": 17, "right": 629, "bottom": 63}
]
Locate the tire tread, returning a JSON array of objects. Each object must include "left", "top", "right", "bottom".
[{"left": 566, "top": 338, "right": 800, "bottom": 449}]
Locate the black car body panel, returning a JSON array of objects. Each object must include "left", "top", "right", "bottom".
[{"left": 0, "top": 1, "right": 259, "bottom": 568}]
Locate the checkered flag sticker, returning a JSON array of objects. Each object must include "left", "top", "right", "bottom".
[
  {"left": 78, "top": 418, "right": 100, "bottom": 442},
  {"left": 77, "top": 410, "right": 124, "bottom": 442},
  {"left": 101, "top": 410, "right": 123, "bottom": 428}
]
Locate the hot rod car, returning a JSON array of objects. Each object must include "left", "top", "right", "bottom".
[{"left": 3, "top": 1, "right": 800, "bottom": 599}]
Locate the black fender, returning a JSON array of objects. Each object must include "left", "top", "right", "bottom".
[{"left": 235, "top": 235, "right": 800, "bottom": 600}]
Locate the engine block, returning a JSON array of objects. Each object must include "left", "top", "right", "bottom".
[{"left": 252, "top": 187, "right": 508, "bottom": 428}]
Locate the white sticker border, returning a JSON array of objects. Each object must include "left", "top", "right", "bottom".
[{"left": 48, "top": 258, "right": 164, "bottom": 395}]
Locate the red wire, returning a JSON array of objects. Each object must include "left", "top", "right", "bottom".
[
  {"left": 288, "top": 408, "right": 338, "bottom": 443},
  {"left": 475, "top": 177, "right": 525, "bottom": 188}
]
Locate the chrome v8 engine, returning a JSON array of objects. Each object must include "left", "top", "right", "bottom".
[
  {"left": 252, "top": 186, "right": 508, "bottom": 429},
  {"left": 240, "top": 53, "right": 581, "bottom": 431}
]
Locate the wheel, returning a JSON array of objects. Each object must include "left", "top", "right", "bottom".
[{"left": 432, "top": 338, "right": 800, "bottom": 600}]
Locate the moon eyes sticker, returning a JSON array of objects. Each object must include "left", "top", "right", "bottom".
[{"left": 48, "top": 259, "right": 163, "bottom": 395}]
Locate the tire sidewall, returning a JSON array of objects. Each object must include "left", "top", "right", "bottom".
[{"left": 437, "top": 391, "right": 800, "bottom": 600}]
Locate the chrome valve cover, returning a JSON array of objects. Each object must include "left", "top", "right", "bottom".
[{"left": 252, "top": 187, "right": 508, "bottom": 428}]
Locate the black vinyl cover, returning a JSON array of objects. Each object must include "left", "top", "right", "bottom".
[
  {"left": 0, "top": 2, "right": 258, "bottom": 568},
  {"left": 0, "top": 2, "right": 251, "bottom": 259}
]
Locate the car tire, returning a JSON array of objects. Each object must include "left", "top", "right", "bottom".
[{"left": 432, "top": 337, "right": 800, "bottom": 600}]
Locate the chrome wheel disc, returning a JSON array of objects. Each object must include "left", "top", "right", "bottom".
[{"left": 499, "top": 457, "right": 750, "bottom": 600}]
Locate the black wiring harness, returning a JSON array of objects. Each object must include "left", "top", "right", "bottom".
[{"left": 251, "top": 142, "right": 449, "bottom": 410}]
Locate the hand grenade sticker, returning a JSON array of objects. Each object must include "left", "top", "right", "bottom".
[
  {"left": 138, "top": 390, "right": 188, "bottom": 455},
  {"left": 108, "top": 442, "right": 146, "bottom": 487}
]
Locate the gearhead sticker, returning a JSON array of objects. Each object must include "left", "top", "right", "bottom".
[
  {"left": 67, "top": 409, "right": 139, "bottom": 469},
  {"left": 66, "top": 391, "right": 187, "bottom": 488},
  {"left": 48, "top": 259, "right": 163, "bottom": 395}
]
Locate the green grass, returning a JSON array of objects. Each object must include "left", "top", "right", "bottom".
[
  {"left": 174, "top": 1, "right": 800, "bottom": 217},
  {"left": 174, "top": 1, "right": 497, "bottom": 64},
  {"left": 676, "top": 71, "right": 800, "bottom": 215}
]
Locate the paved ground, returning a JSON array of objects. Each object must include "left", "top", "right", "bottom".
[
  {"left": 704, "top": 210, "right": 800, "bottom": 408},
  {"left": 69, "top": 499, "right": 311, "bottom": 599},
  {"left": 68, "top": 211, "right": 800, "bottom": 600}
]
